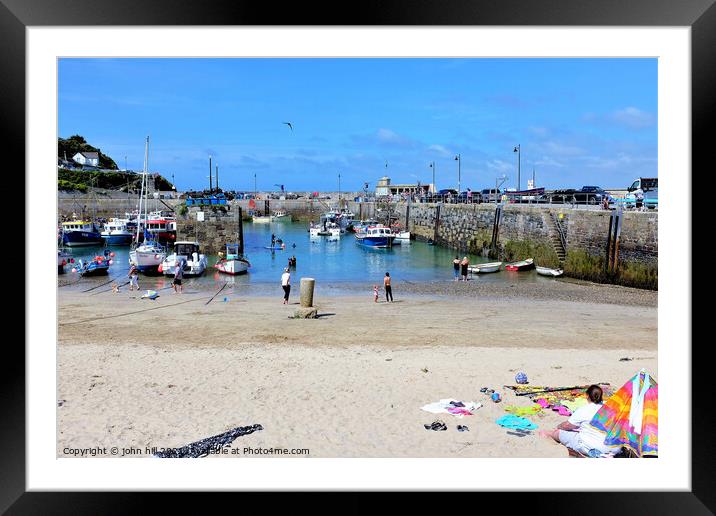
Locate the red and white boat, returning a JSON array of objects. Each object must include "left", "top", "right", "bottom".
[
  {"left": 505, "top": 258, "right": 535, "bottom": 271},
  {"left": 214, "top": 244, "right": 250, "bottom": 275}
]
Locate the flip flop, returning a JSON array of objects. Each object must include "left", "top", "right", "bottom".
[
  {"left": 535, "top": 398, "right": 551, "bottom": 409},
  {"left": 457, "top": 425, "right": 469, "bottom": 432}
]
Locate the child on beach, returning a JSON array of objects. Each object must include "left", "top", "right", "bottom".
[
  {"left": 128, "top": 264, "right": 139, "bottom": 291},
  {"left": 373, "top": 285, "right": 379, "bottom": 303},
  {"left": 111, "top": 282, "right": 120, "bottom": 293}
]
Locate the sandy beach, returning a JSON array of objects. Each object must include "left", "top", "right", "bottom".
[{"left": 57, "top": 280, "right": 657, "bottom": 458}]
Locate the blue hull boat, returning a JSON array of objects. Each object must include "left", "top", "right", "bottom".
[
  {"left": 78, "top": 257, "right": 111, "bottom": 276},
  {"left": 102, "top": 233, "right": 134, "bottom": 245},
  {"left": 62, "top": 229, "right": 102, "bottom": 247}
]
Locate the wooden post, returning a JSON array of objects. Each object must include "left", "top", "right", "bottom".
[
  {"left": 605, "top": 212, "right": 614, "bottom": 274},
  {"left": 238, "top": 207, "right": 244, "bottom": 255}
]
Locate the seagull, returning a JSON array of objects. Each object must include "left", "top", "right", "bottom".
[{"left": 283, "top": 122, "right": 293, "bottom": 131}]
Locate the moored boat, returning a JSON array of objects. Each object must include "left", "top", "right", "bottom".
[
  {"left": 468, "top": 261, "right": 503, "bottom": 273},
  {"left": 536, "top": 265, "right": 564, "bottom": 277},
  {"left": 215, "top": 243, "right": 250, "bottom": 275},
  {"left": 355, "top": 225, "right": 395, "bottom": 248},
  {"left": 76, "top": 251, "right": 111, "bottom": 276},
  {"left": 101, "top": 218, "right": 134, "bottom": 245},
  {"left": 160, "top": 241, "right": 208, "bottom": 276},
  {"left": 252, "top": 214, "right": 272, "bottom": 223},
  {"left": 272, "top": 210, "right": 290, "bottom": 222},
  {"left": 61, "top": 220, "right": 102, "bottom": 247},
  {"left": 505, "top": 258, "right": 535, "bottom": 271}
]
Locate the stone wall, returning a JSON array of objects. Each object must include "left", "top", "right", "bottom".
[
  {"left": 175, "top": 212, "right": 244, "bottom": 255},
  {"left": 394, "top": 202, "right": 658, "bottom": 286}
]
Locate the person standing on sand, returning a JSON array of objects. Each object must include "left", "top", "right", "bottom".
[
  {"left": 460, "top": 256, "right": 469, "bottom": 281},
  {"left": 281, "top": 267, "right": 291, "bottom": 304},
  {"left": 452, "top": 255, "right": 460, "bottom": 281},
  {"left": 128, "top": 264, "right": 139, "bottom": 291},
  {"left": 373, "top": 285, "right": 379, "bottom": 303},
  {"left": 172, "top": 262, "right": 184, "bottom": 294},
  {"left": 384, "top": 272, "right": 393, "bottom": 302}
]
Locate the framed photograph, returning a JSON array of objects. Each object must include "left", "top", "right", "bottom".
[{"left": 8, "top": 0, "right": 711, "bottom": 511}]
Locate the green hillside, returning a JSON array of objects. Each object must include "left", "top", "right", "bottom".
[
  {"left": 58, "top": 135, "right": 118, "bottom": 170},
  {"left": 57, "top": 135, "right": 174, "bottom": 192}
]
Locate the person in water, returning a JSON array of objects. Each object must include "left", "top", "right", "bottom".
[
  {"left": 453, "top": 255, "right": 461, "bottom": 281},
  {"left": 271, "top": 233, "right": 276, "bottom": 246},
  {"left": 460, "top": 256, "right": 470, "bottom": 281},
  {"left": 384, "top": 272, "right": 393, "bottom": 302}
]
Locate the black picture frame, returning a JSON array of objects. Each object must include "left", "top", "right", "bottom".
[{"left": 6, "top": 0, "right": 711, "bottom": 512}]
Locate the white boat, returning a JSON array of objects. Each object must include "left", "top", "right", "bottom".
[
  {"left": 252, "top": 214, "right": 272, "bottom": 223},
  {"left": 101, "top": 218, "right": 134, "bottom": 245},
  {"left": 128, "top": 136, "right": 166, "bottom": 273},
  {"left": 536, "top": 266, "right": 564, "bottom": 277},
  {"left": 309, "top": 221, "right": 340, "bottom": 237},
  {"left": 214, "top": 243, "right": 250, "bottom": 275},
  {"left": 161, "top": 241, "right": 208, "bottom": 276},
  {"left": 468, "top": 261, "right": 503, "bottom": 274},
  {"left": 272, "top": 210, "right": 290, "bottom": 221},
  {"left": 392, "top": 230, "right": 411, "bottom": 244}
]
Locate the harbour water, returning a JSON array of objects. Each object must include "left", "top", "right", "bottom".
[{"left": 59, "top": 221, "right": 553, "bottom": 293}]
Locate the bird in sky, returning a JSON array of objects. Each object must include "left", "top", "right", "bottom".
[{"left": 283, "top": 122, "right": 293, "bottom": 131}]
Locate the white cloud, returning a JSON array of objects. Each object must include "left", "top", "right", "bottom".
[
  {"left": 611, "top": 107, "right": 656, "bottom": 129},
  {"left": 427, "top": 144, "right": 452, "bottom": 157}
]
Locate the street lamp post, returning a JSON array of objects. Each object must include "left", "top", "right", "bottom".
[
  {"left": 254, "top": 173, "right": 257, "bottom": 198},
  {"left": 208, "top": 155, "right": 213, "bottom": 193},
  {"left": 454, "top": 154, "right": 461, "bottom": 196},
  {"left": 513, "top": 145, "right": 521, "bottom": 191}
]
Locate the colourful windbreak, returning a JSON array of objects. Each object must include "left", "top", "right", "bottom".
[{"left": 590, "top": 371, "right": 658, "bottom": 457}]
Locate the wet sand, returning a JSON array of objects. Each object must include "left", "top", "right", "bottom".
[{"left": 57, "top": 281, "right": 657, "bottom": 458}]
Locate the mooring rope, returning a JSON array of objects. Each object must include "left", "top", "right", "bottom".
[{"left": 59, "top": 296, "right": 211, "bottom": 325}]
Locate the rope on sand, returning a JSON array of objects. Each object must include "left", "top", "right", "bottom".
[
  {"left": 59, "top": 296, "right": 211, "bottom": 325},
  {"left": 89, "top": 280, "right": 131, "bottom": 296},
  {"left": 205, "top": 282, "right": 229, "bottom": 306},
  {"left": 81, "top": 276, "right": 121, "bottom": 293}
]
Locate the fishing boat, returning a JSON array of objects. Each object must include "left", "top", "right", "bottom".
[
  {"left": 468, "top": 261, "right": 503, "bottom": 274},
  {"left": 76, "top": 252, "right": 111, "bottom": 276},
  {"left": 215, "top": 243, "right": 251, "bottom": 275},
  {"left": 61, "top": 220, "right": 102, "bottom": 247},
  {"left": 505, "top": 258, "right": 535, "bottom": 271},
  {"left": 355, "top": 225, "right": 396, "bottom": 248},
  {"left": 101, "top": 218, "right": 134, "bottom": 245},
  {"left": 128, "top": 136, "right": 167, "bottom": 273},
  {"left": 536, "top": 265, "right": 564, "bottom": 277},
  {"left": 160, "top": 241, "right": 208, "bottom": 277},
  {"left": 144, "top": 212, "right": 177, "bottom": 244}
]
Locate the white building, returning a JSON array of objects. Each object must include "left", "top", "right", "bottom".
[
  {"left": 375, "top": 176, "right": 432, "bottom": 197},
  {"left": 72, "top": 151, "right": 100, "bottom": 167}
]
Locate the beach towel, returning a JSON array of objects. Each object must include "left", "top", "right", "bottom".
[
  {"left": 496, "top": 415, "right": 538, "bottom": 431},
  {"left": 141, "top": 289, "right": 159, "bottom": 300},
  {"left": 504, "top": 405, "right": 543, "bottom": 417},
  {"left": 421, "top": 399, "right": 482, "bottom": 417}
]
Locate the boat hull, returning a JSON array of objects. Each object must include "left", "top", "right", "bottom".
[
  {"left": 62, "top": 231, "right": 102, "bottom": 247},
  {"left": 129, "top": 248, "right": 166, "bottom": 273},
  {"left": 505, "top": 259, "right": 535, "bottom": 271},
  {"left": 215, "top": 259, "right": 250, "bottom": 275},
  {"left": 356, "top": 236, "right": 394, "bottom": 248},
  {"left": 536, "top": 266, "right": 564, "bottom": 277},
  {"left": 468, "top": 262, "right": 502, "bottom": 273},
  {"left": 101, "top": 233, "right": 134, "bottom": 245},
  {"left": 161, "top": 254, "right": 207, "bottom": 277}
]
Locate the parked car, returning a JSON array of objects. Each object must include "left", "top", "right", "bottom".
[
  {"left": 480, "top": 188, "right": 501, "bottom": 203},
  {"left": 541, "top": 189, "right": 578, "bottom": 204},
  {"left": 573, "top": 186, "right": 611, "bottom": 204},
  {"left": 624, "top": 177, "right": 657, "bottom": 209}
]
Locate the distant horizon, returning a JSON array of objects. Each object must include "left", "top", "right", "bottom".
[{"left": 59, "top": 58, "right": 657, "bottom": 192}]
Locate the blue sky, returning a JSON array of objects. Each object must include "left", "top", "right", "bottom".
[{"left": 58, "top": 58, "right": 657, "bottom": 192}]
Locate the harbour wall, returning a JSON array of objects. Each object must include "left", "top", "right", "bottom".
[{"left": 394, "top": 203, "right": 658, "bottom": 289}]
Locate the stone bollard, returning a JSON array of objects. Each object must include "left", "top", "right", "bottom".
[{"left": 300, "top": 277, "right": 315, "bottom": 307}]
